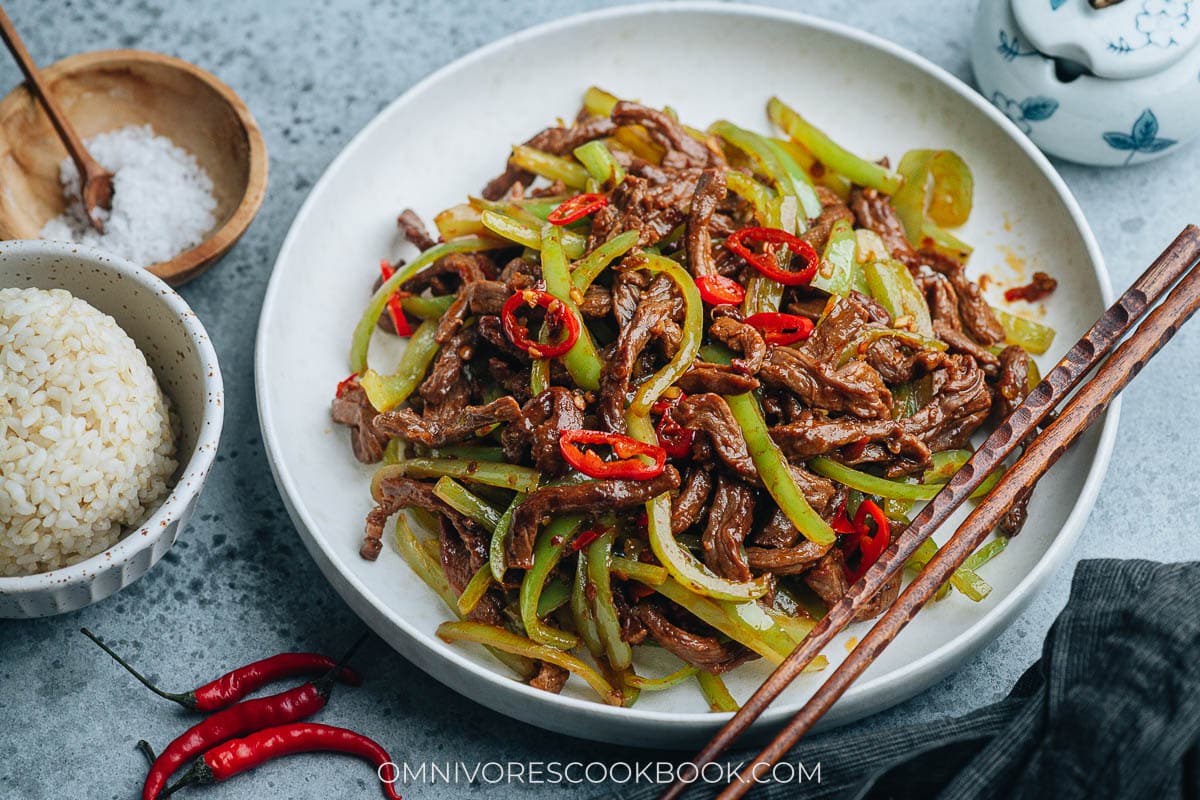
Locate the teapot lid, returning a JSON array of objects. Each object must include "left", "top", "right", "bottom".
[{"left": 1011, "top": 0, "right": 1200, "bottom": 79}]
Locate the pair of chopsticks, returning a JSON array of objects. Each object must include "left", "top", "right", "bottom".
[{"left": 661, "top": 225, "right": 1200, "bottom": 800}]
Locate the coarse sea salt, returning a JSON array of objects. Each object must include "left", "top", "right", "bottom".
[{"left": 39, "top": 124, "right": 216, "bottom": 266}]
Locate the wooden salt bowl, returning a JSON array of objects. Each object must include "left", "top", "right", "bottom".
[{"left": 0, "top": 50, "right": 267, "bottom": 286}]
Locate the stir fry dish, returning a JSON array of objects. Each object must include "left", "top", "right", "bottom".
[{"left": 331, "top": 88, "right": 1057, "bottom": 710}]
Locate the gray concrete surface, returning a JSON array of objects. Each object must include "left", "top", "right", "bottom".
[{"left": 2, "top": 1, "right": 1198, "bottom": 798}]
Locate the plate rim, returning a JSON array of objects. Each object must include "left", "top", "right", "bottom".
[{"left": 255, "top": 1, "right": 1118, "bottom": 732}]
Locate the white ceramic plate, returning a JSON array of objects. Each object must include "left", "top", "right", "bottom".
[{"left": 256, "top": 3, "right": 1115, "bottom": 747}]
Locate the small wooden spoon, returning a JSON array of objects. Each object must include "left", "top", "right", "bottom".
[{"left": 0, "top": 5, "right": 112, "bottom": 232}]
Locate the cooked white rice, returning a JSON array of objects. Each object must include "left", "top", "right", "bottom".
[{"left": 0, "top": 287, "right": 178, "bottom": 576}]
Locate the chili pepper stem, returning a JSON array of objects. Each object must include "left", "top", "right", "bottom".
[
  {"left": 314, "top": 631, "right": 372, "bottom": 695},
  {"left": 80, "top": 628, "right": 195, "bottom": 709},
  {"left": 161, "top": 762, "right": 214, "bottom": 798},
  {"left": 137, "top": 740, "right": 157, "bottom": 766}
]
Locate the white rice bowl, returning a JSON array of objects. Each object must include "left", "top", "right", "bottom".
[{"left": 0, "top": 287, "right": 178, "bottom": 576}]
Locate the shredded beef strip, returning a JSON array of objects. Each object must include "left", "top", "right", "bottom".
[
  {"left": 758, "top": 345, "right": 893, "bottom": 419},
  {"left": 373, "top": 395, "right": 520, "bottom": 449},
  {"left": 686, "top": 169, "right": 727, "bottom": 278},
  {"left": 803, "top": 546, "right": 901, "bottom": 622},
  {"left": 331, "top": 383, "right": 388, "bottom": 464},
  {"left": 612, "top": 101, "right": 718, "bottom": 169},
  {"left": 481, "top": 116, "right": 617, "bottom": 200},
  {"left": 801, "top": 185, "right": 855, "bottom": 252},
  {"left": 589, "top": 171, "right": 703, "bottom": 248},
  {"left": 701, "top": 476, "right": 755, "bottom": 582},
  {"left": 849, "top": 187, "right": 919, "bottom": 269},
  {"left": 903, "top": 354, "right": 993, "bottom": 452},
  {"left": 864, "top": 335, "right": 949, "bottom": 384},
  {"left": 599, "top": 273, "right": 682, "bottom": 432},
  {"left": 507, "top": 467, "right": 681, "bottom": 569},
  {"left": 634, "top": 603, "right": 757, "bottom": 673},
  {"left": 921, "top": 249, "right": 1005, "bottom": 345},
  {"left": 400, "top": 251, "right": 492, "bottom": 295},
  {"left": 671, "top": 393, "right": 758, "bottom": 482},
  {"left": 529, "top": 661, "right": 570, "bottom": 694},
  {"left": 750, "top": 506, "right": 802, "bottom": 548},
  {"left": 397, "top": 209, "right": 437, "bottom": 251},
  {"left": 926, "top": 273, "right": 1001, "bottom": 372},
  {"left": 364, "top": 475, "right": 488, "bottom": 568},
  {"left": 579, "top": 285, "right": 613, "bottom": 318},
  {"left": 476, "top": 315, "right": 531, "bottom": 363},
  {"left": 675, "top": 362, "right": 760, "bottom": 395},
  {"left": 769, "top": 412, "right": 930, "bottom": 463},
  {"left": 746, "top": 538, "right": 832, "bottom": 575},
  {"left": 465, "top": 280, "right": 510, "bottom": 315},
  {"left": 994, "top": 345, "right": 1032, "bottom": 536},
  {"left": 671, "top": 464, "right": 714, "bottom": 533},
  {"left": 709, "top": 316, "right": 766, "bottom": 374},
  {"left": 500, "top": 387, "right": 586, "bottom": 478}
]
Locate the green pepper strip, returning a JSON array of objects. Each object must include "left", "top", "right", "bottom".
[
  {"left": 644, "top": 577, "right": 783, "bottom": 662},
  {"left": 724, "top": 170, "right": 775, "bottom": 225},
  {"left": 610, "top": 556, "right": 667, "bottom": 585},
  {"left": 433, "top": 477, "right": 503, "bottom": 530},
  {"left": 710, "top": 120, "right": 821, "bottom": 221},
  {"left": 810, "top": 218, "right": 858, "bottom": 297},
  {"left": 625, "top": 664, "right": 699, "bottom": 691},
  {"left": 519, "top": 515, "right": 585, "bottom": 649},
  {"left": 627, "top": 413, "right": 771, "bottom": 602},
  {"left": 537, "top": 577, "right": 571, "bottom": 616},
  {"left": 587, "top": 528, "right": 633, "bottom": 670},
  {"left": 574, "top": 140, "right": 625, "bottom": 186},
  {"left": 628, "top": 254, "right": 704, "bottom": 416},
  {"left": 863, "top": 259, "right": 935, "bottom": 338},
  {"left": 964, "top": 537, "right": 1008, "bottom": 571},
  {"left": 429, "top": 445, "right": 505, "bottom": 462},
  {"left": 907, "top": 536, "right": 994, "bottom": 602},
  {"left": 714, "top": 597, "right": 808, "bottom": 658},
  {"left": 510, "top": 145, "right": 590, "bottom": 189},
  {"left": 767, "top": 97, "right": 903, "bottom": 194},
  {"left": 394, "top": 517, "right": 535, "bottom": 678},
  {"left": 571, "top": 553, "right": 606, "bottom": 658},
  {"left": 993, "top": 307, "right": 1056, "bottom": 355},
  {"left": 583, "top": 86, "right": 620, "bottom": 117},
  {"left": 540, "top": 225, "right": 604, "bottom": 391},
  {"left": 350, "top": 238, "right": 506, "bottom": 373},
  {"left": 488, "top": 493, "right": 523, "bottom": 581},
  {"left": 359, "top": 319, "right": 440, "bottom": 411},
  {"left": 400, "top": 294, "right": 455, "bottom": 320},
  {"left": 809, "top": 456, "right": 1000, "bottom": 502},
  {"left": 373, "top": 459, "right": 541, "bottom": 494},
  {"left": 456, "top": 565, "right": 493, "bottom": 615},
  {"left": 437, "top": 620, "right": 623, "bottom": 705},
  {"left": 726, "top": 393, "right": 837, "bottom": 546},
  {"left": 696, "top": 671, "right": 740, "bottom": 713},
  {"left": 572, "top": 230, "right": 639, "bottom": 292},
  {"left": 479, "top": 209, "right": 587, "bottom": 259}
]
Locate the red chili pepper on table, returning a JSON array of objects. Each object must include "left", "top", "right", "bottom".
[
  {"left": 743, "top": 312, "right": 816, "bottom": 346},
  {"left": 161, "top": 723, "right": 402, "bottom": 800},
  {"left": 379, "top": 260, "right": 413, "bottom": 336},
  {"left": 651, "top": 395, "right": 695, "bottom": 460},
  {"left": 80, "top": 629, "right": 361, "bottom": 712},
  {"left": 695, "top": 274, "right": 746, "bottom": 306},
  {"left": 726, "top": 226, "right": 820, "bottom": 286},
  {"left": 558, "top": 429, "right": 667, "bottom": 480},
  {"left": 500, "top": 289, "right": 581, "bottom": 358},
  {"left": 546, "top": 192, "right": 609, "bottom": 225}
]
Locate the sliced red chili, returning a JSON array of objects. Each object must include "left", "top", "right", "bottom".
[
  {"left": 335, "top": 372, "right": 360, "bottom": 399},
  {"left": 830, "top": 502, "right": 860, "bottom": 537},
  {"left": 571, "top": 527, "right": 604, "bottom": 552},
  {"left": 695, "top": 274, "right": 746, "bottom": 306},
  {"left": 843, "top": 436, "right": 871, "bottom": 462},
  {"left": 559, "top": 429, "right": 667, "bottom": 480},
  {"left": 500, "top": 289, "right": 580, "bottom": 359},
  {"left": 743, "top": 312, "right": 815, "bottom": 346},
  {"left": 726, "top": 226, "right": 819, "bottom": 286},
  {"left": 849, "top": 499, "right": 890, "bottom": 582},
  {"left": 651, "top": 395, "right": 694, "bottom": 460},
  {"left": 547, "top": 193, "right": 609, "bottom": 225},
  {"left": 379, "top": 260, "right": 413, "bottom": 336}
]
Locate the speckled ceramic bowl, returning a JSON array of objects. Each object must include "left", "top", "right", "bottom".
[{"left": 0, "top": 240, "right": 222, "bottom": 617}]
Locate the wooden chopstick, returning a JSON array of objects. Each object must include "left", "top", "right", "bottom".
[
  {"left": 659, "top": 225, "right": 1200, "bottom": 800},
  {"left": 713, "top": 238, "right": 1200, "bottom": 799}
]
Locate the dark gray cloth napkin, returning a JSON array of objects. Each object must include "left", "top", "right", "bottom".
[{"left": 620, "top": 559, "right": 1200, "bottom": 800}]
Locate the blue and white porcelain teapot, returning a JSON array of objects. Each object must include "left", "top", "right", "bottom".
[{"left": 972, "top": 0, "right": 1200, "bottom": 165}]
